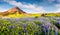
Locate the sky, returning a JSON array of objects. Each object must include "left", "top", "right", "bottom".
[{"left": 0, "top": 0, "right": 60, "bottom": 13}]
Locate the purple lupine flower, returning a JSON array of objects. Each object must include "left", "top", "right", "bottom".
[{"left": 9, "top": 26, "right": 15, "bottom": 29}]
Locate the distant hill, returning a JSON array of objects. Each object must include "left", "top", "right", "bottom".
[
  {"left": 0, "top": 7, "right": 60, "bottom": 18},
  {"left": 0, "top": 7, "right": 26, "bottom": 16},
  {"left": 0, "top": 7, "right": 41, "bottom": 18},
  {"left": 41, "top": 13, "right": 60, "bottom": 17}
]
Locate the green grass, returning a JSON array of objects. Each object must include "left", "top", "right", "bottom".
[{"left": 0, "top": 18, "right": 59, "bottom": 35}]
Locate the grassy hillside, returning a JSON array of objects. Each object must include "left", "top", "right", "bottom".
[
  {"left": 0, "top": 11, "right": 60, "bottom": 18},
  {"left": 42, "top": 13, "right": 60, "bottom": 17},
  {"left": 3, "top": 12, "right": 41, "bottom": 18}
]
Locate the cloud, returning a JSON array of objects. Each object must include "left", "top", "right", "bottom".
[
  {"left": 55, "top": 4, "right": 60, "bottom": 13},
  {"left": 48, "top": 0, "right": 55, "bottom": 3},
  {"left": 56, "top": 9, "right": 60, "bottom": 13},
  {"left": 57, "top": 0, "right": 60, "bottom": 3},
  {"left": 3, "top": 0, "right": 60, "bottom": 13},
  {"left": 48, "top": 0, "right": 60, "bottom": 3},
  {"left": 3, "top": 0, "right": 46, "bottom": 13},
  {"left": 56, "top": 4, "right": 60, "bottom": 8}
]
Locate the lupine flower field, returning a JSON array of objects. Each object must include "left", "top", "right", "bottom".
[{"left": 0, "top": 17, "right": 60, "bottom": 35}]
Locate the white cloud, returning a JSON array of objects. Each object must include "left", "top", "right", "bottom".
[
  {"left": 48, "top": 0, "right": 60, "bottom": 3},
  {"left": 56, "top": 9, "right": 60, "bottom": 13},
  {"left": 56, "top": 4, "right": 60, "bottom": 8},
  {"left": 48, "top": 0, "right": 55, "bottom": 3},
  {"left": 3, "top": 0, "right": 60, "bottom": 13},
  {"left": 57, "top": 0, "right": 60, "bottom": 3},
  {"left": 55, "top": 4, "right": 60, "bottom": 13},
  {"left": 0, "top": 7, "right": 9, "bottom": 12},
  {"left": 3, "top": 0, "right": 46, "bottom": 13}
]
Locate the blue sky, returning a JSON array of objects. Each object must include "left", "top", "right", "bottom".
[{"left": 0, "top": 0, "right": 60, "bottom": 13}]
